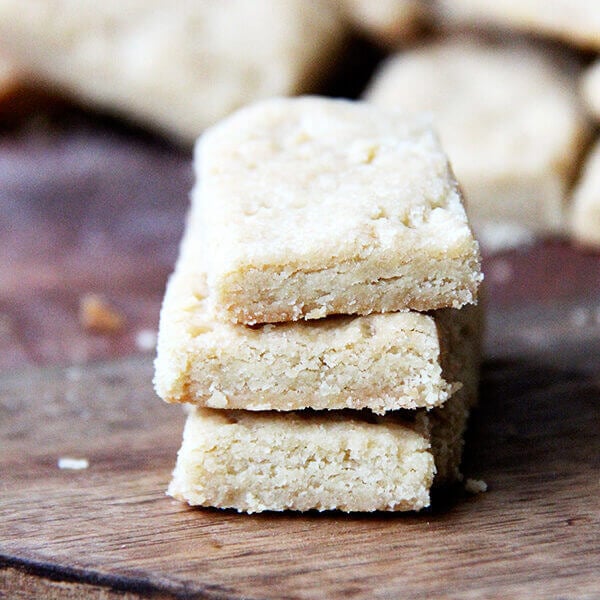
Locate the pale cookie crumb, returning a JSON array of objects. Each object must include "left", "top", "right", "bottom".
[
  {"left": 135, "top": 328, "right": 157, "bottom": 352},
  {"left": 58, "top": 457, "right": 89, "bottom": 470},
  {"left": 487, "top": 258, "right": 513, "bottom": 285},
  {"left": 465, "top": 478, "right": 488, "bottom": 494},
  {"left": 64, "top": 366, "right": 83, "bottom": 382},
  {"left": 206, "top": 390, "right": 229, "bottom": 409},
  {"left": 569, "top": 307, "right": 590, "bottom": 328},
  {"left": 79, "top": 294, "right": 124, "bottom": 333}
]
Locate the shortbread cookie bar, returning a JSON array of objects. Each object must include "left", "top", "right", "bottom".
[
  {"left": 570, "top": 140, "right": 600, "bottom": 248},
  {"left": 167, "top": 304, "right": 481, "bottom": 513},
  {"left": 437, "top": 0, "right": 600, "bottom": 51},
  {"left": 168, "top": 407, "right": 435, "bottom": 513},
  {"left": 365, "top": 39, "right": 588, "bottom": 239},
  {"left": 168, "top": 379, "right": 477, "bottom": 513},
  {"left": 332, "top": 0, "right": 427, "bottom": 47},
  {"left": 154, "top": 203, "right": 475, "bottom": 413},
  {"left": 0, "top": 0, "right": 344, "bottom": 142},
  {"left": 196, "top": 97, "right": 482, "bottom": 324},
  {"left": 581, "top": 60, "right": 600, "bottom": 122},
  {"left": 154, "top": 268, "right": 469, "bottom": 414}
]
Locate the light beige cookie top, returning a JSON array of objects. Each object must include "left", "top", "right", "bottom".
[
  {"left": 365, "top": 39, "right": 587, "bottom": 236},
  {"left": 331, "top": 0, "right": 427, "bottom": 46},
  {"left": 570, "top": 139, "right": 600, "bottom": 248},
  {"left": 437, "top": 0, "right": 600, "bottom": 50},
  {"left": 197, "top": 96, "right": 481, "bottom": 324},
  {"left": 0, "top": 0, "right": 344, "bottom": 142},
  {"left": 581, "top": 60, "right": 600, "bottom": 122}
]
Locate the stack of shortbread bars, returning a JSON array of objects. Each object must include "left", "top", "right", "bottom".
[{"left": 154, "top": 97, "right": 483, "bottom": 513}]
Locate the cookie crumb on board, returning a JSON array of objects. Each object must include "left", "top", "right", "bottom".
[
  {"left": 79, "top": 294, "right": 124, "bottom": 333},
  {"left": 135, "top": 328, "right": 157, "bottom": 352},
  {"left": 569, "top": 307, "right": 589, "bottom": 328},
  {"left": 58, "top": 457, "right": 89, "bottom": 470},
  {"left": 465, "top": 478, "right": 488, "bottom": 494}
]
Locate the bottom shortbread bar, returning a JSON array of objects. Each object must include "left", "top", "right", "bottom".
[
  {"left": 168, "top": 385, "right": 475, "bottom": 513},
  {"left": 168, "top": 407, "right": 434, "bottom": 513}
]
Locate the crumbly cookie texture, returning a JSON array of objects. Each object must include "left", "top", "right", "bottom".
[
  {"left": 196, "top": 96, "right": 481, "bottom": 325},
  {"left": 426, "top": 296, "right": 482, "bottom": 483},
  {"left": 166, "top": 300, "right": 482, "bottom": 513},
  {"left": 168, "top": 407, "right": 435, "bottom": 513},
  {"left": 581, "top": 60, "right": 600, "bottom": 122},
  {"left": 365, "top": 39, "right": 588, "bottom": 238},
  {"left": 331, "top": 0, "right": 427, "bottom": 46},
  {"left": 0, "top": 0, "right": 344, "bottom": 142},
  {"left": 437, "top": 0, "right": 600, "bottom": 51},
  {"left": 570, "top": 140, "right": 600, "bottom": 249},
  {"left": 168, "top": 370, "right": 479, "bottom": 513},
  {"left": 154, "top": 204, "right": 475, "bottom": 413},
  {"left": 154, "top": 270, "right": 464, "bottom": 414}
]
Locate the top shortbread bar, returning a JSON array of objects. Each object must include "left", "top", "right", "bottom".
[{"left": 196, "top": 97, "right": 482, "bottom": 324}]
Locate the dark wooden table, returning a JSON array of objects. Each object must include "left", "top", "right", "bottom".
[{"left": 1, "top": 113, "right": 599, "bottom": 599}]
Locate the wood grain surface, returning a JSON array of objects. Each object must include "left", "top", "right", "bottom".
[
  {"left": 0, "top": 118, "right": 191, "bottom": 370},
  {"left": 1, "top": 354, "right": 599, "bottom": 599},
  {"left": 1, "top": 93, "right": 600, "bottom": 600}
]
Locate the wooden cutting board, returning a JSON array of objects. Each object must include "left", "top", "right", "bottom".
[
  {"left": 1, "top": 105, "right": 599, "bottom": 600},
  {"left": 1, "top": 349, "right": 598, "bottom": 599}
]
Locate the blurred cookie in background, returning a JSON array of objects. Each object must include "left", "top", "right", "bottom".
[
  {"left": 436, "top": 0, "right": 600, "bottom": 51},
  {"left": 331, "top": 0, "right": 430, "bottom": 47},
  {"left": 365, "top": 37, "right": 589, "bottom": 251},
  {"left": 581, "top": 59, "right": 600, "bottom": 122},
  {"left": 0, "top": 50, "right": 64, "bottom": 127},
  {"left": 570, "top": 139, "right": 600, "bottom": 249},
  {"left": 0, "top": 0, "right": 346, "bottom": 144},
  {"left": 0, "top": 51, "right": 20, "bottom": 103}
]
